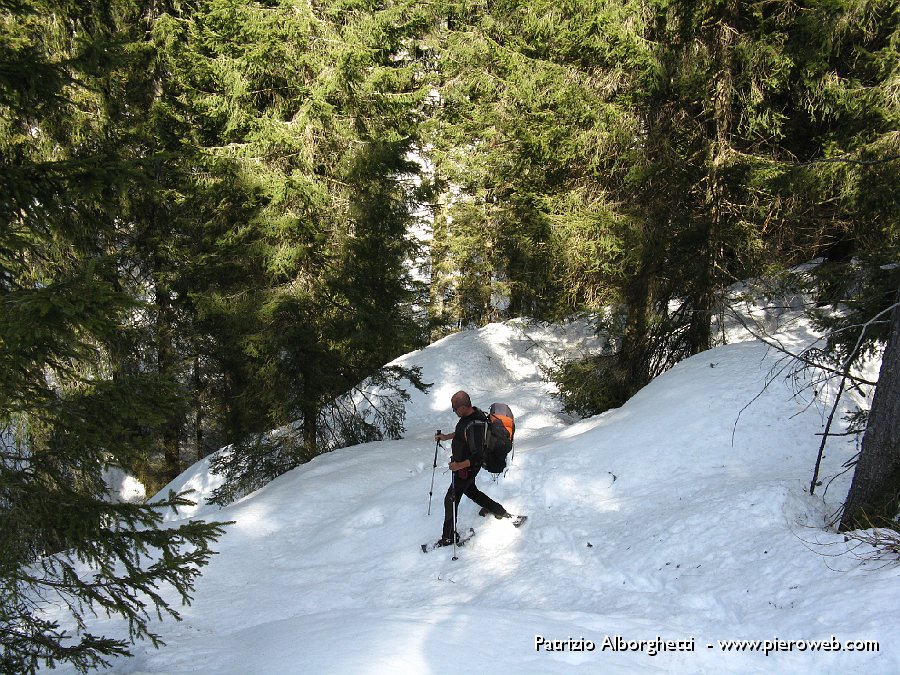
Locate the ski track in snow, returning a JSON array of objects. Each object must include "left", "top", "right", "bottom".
[{"left": 45, "top": 317, "right": 897, "bottom": 674}]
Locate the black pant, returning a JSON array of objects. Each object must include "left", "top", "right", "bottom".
[{"left": 442, "top": 467, "right": 505, "bottom": 539}]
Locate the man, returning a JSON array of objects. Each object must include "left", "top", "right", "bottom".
[{"left": 434, "top": 390, "right": 509, "bottom": 545}]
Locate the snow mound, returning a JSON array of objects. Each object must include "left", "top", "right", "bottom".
[{"left": 49, "top": 317, "right": 897, "bottom": 674}]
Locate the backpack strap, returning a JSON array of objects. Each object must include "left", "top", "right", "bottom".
[{"left": 463, "top": 409, "right": 489, "bottom": 464}]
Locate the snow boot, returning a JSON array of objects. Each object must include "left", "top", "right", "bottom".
[{"left": 479, "top": 507, "right": 509, "bottom": 520}]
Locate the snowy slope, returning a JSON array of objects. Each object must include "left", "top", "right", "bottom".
[{"left": 49, "top": 318, "right": 897, "bottom": 674}]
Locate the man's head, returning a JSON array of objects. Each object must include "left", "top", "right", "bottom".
[{"left": 451, "top": 390, "right": 473, "bottom": 417}]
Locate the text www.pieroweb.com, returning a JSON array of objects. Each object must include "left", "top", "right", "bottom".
[{"left": 534, "top": 635, "right": 880, "bottom": 656}]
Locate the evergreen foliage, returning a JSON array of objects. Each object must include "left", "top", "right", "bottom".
[
  {"left": 207, "top": 364, "right": 430, "bottom": 506},
  {"left": 1, "top": 0, "right": 228, "bottom": 671},
  {"left": 1, "top": 0, "right": 898, "bottom": 667},
  {"left": 121, "top": 0, "right": 433, "bottom": 485},
  {"left": 540, "top": 0, "right": 899, "bottom": 416},
  {"left": 424, "top": 0, "right": 645, "bottom": 332}
]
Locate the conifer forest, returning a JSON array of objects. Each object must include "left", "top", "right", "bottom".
[{"left": 1, "top": 0, "right": 898, "bottom": 672}]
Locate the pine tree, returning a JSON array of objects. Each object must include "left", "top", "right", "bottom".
[
  {"left": 424, "top": 0, "right": 645, "bottom": 330},
  {"left": 788, "top": 0, "right": 900, "bottom": 527},
  {"left": 552, "top": 0, "right": 898, "bottom": 415},
  {"left": 0, "top": 0, "right": 227, "bottom": 671},
  {"left": 149, "top": 0, "right": 435, "bottom": 503}
]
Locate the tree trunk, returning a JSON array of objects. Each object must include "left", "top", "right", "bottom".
[
  {"left": 156, "top": 285, "right": 182, "bottom": 482},
  {"left": 194, "top": 354, "right": 205, "bottom": 461},
  {"left": 839, "top": 292, "right": 900, "bottom": 531},
  {"left": 302, "top": 405, "right": 318, "bottom": 462},
  {"left": 620, "top": 249, "right": 653, "bottom": 397},
  {"left": 690, "top": 8, "right": 736, "bottom": 356}
]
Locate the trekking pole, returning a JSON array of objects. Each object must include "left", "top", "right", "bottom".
[
  {"left": 451, "top": 471, "right": 459, "bottom": 561},
  {"left": 427, "top": 430, "right": 441, "bottom": 515}
]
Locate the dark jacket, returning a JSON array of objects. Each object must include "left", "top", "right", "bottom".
[{"left": 451, "top": 407, "right": 489, "bottom": 469}]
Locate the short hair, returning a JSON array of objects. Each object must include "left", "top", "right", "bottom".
[{"left": 452, "top": 391, "right": 471, "bottom": 408}]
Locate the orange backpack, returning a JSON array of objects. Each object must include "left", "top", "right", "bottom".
[
  {"left": 489, "top": 402, "right": 515, "bottom": 443},
  {"left": 465, "top": 403, "right": 515, "bottom": 475}
]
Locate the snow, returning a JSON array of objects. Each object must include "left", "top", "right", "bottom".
[
  {"left": 48, "top": 316, "right": 898, "bottom": 674},
  {"left": 102, "top": 466, "right": 146, "bottom": 503}
]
